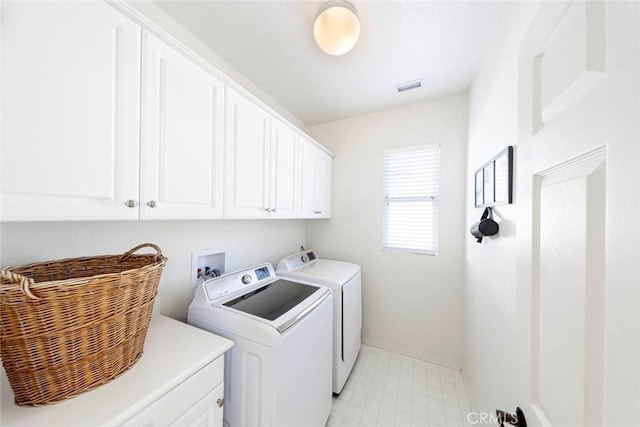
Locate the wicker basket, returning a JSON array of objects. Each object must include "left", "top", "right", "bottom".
[{"left": 0, "top": 243, "right": 167, "bottom": 406}]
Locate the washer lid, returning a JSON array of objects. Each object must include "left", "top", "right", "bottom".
[
  {"left": 279, "top": 259, "right": 360, "bottom": 288},
  {"left": 223, "top": 279, "right": 319, "bottom": 322}
]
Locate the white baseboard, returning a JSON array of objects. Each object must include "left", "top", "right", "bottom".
[{"left": 361, "top": 338, "right": 462, "bottom": 371}]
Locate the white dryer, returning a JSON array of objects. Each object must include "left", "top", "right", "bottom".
[
  {"left": 276, "top": 249, "right": 361, "bottom": 394},
  {"left": 188, "top": 263, "right": 333, "bottom": 427}
]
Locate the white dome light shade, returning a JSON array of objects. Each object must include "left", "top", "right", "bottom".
[{"left": 313, "top": 1, "right": 360, "bottom": 56}]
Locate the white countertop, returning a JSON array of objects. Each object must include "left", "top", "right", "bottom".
[{"left": 1, "top": 315, "right": 233, "bottom": 427}]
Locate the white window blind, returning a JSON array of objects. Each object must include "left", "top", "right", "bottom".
[{"left": 383, "top": 144, "right": 440, "bottom": 255}]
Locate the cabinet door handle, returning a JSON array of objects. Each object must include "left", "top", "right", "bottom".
[
  {"left": 314, "top": 211, "right": 322, "bottom": 214},
  {"left": 271, "top": 208, "right": 276, "bottom": 213},
  {"left": 217, "top": 398, "right": 225, "bottom": 408},
  {"left": 124, "top": 200, "right": 137, "bottom": 208},
  {"left": 147, "top": 200, "right": 158, "bottom": 208}
]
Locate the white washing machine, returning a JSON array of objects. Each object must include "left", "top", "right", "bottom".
[
  {"left": 276, "top": 249, "right": 361, "bottom": 394},
  {"left": 188, "top": 263, "right": 333, "bottom": 427}
]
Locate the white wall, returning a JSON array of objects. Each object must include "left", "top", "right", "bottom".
[
  {"left": 0, "top": 220, "right": 305, "bottom": 321},
  {"left": 463, "top": 1, "right": 539, "bottom": 414},
  {"left": 306, "top": 94, "right": 468, "bottom": 368}
]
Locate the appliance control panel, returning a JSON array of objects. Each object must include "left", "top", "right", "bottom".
[
  {"left": 279, "top": 249, "right": 318, "bottom": 272},
  {"left": 204, "top": 263, "right": 274, "bottom": 301}
]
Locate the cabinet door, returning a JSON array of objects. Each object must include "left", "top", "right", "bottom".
[
  {"left": 0, "top": 1, "right": 140, "bottom": 220},
  {"left": 122, "top": 357, "right": 225, "bottom": 427},
  {"left": 269, "top": 118, "right": 298, "bottom": 218},
  {"left": 298, "top": 138, "right": 332, "bottom": 218},
  {"left": 170, "top": 383, "right": 224, "bottom": 427},
  {"left": 224, "top": 88, "right": 271, "bottom": 218},
  {"left": 298, "top": 138, "right": 318, "bottom": 218},
  {"left": 315, "top": 149, "right": 332, "bottom": 218},
  {"left": 141, "top": 32, "right": 224, "bottom": 219}
]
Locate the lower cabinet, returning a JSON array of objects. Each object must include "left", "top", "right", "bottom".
[
  {"left": 122, "top": 357, "right": 225, "bottom": 427},
  {"left": 0, "top": 316, "right": 233, "bottom": 427},
  {"left": 171, "top": 385, "right": 224, "bottom": 427}
]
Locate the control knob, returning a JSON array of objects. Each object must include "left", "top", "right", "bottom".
[
  {"left": 301, "top": 254, "right": 309, "bottom": 263},
  {"left": 241, "top": 274, "right": 252, "bottom": 285}
]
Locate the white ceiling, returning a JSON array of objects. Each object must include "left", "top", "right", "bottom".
[{"left": 153, "top": 0, "right": 503, "bottom": 126}]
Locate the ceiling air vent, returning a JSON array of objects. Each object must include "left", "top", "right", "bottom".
[{"left": 396, "top": 79, "right": 423, "bottom": 93}]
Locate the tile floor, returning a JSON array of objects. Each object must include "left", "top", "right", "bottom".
[{"left": 327, "top": 344, "right": 473, "bottom": 427}]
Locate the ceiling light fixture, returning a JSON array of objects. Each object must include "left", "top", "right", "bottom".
[{"left": 313, "top": 0, "right": 360, "bottom": 56}]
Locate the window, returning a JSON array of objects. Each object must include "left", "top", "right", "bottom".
[{"left": 383, "top": 144, "right": 440, "bottom": 255}]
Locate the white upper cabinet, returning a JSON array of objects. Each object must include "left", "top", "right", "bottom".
[
  {"left": 1, "top": 1, "right": 331, "bottom": 222},
  {"left": 299, "top": 138, "right": 332, "bottom": 218},
  {"left": 224, "top": 88, "right": 271, "bottom": 218},
  {"left": 224, "top": 88, "right": 303, "bottom": 219},
  {"left": 268, "top": 118, "right": 299, "bottom": 218},
  {"left": 140, "top": 31, "right": 224, "bottom": 219},
  {"left": 0, "top": 1, "right": 141, "bottom": 220},
  {"left": 299, "top": 140, "right": 317, "bottom": 217},
  {"left": 316, "top": 149, "right": 332, "bottom": 217}
]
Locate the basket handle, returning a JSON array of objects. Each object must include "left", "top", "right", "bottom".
[
  {"left": 0, "top": 270, "right": 40, "bottom": 300},
  {"left": 120, "top": 243, "right": 163, "bottom": 263}
]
